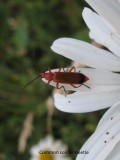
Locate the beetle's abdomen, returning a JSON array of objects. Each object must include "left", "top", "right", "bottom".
[{"left": 53, "top": 72, "right": 89, "bottom": 84}]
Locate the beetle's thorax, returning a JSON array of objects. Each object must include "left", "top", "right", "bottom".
[{"left": 40, "top": 72, "right": 54, "bottom": 81}]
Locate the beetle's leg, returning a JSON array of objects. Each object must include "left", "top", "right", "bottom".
[
  {"left": 58, "top": 67, "right": 66, "bottom": 72},
  {"left": 62, "top": 68, "right": 69, "bottom": 72},
  {"left": 58, "top": 67, "right": 68, "bottom": 72},
  {"left": 58, "top": 68, "right": 62, "bottom": 72},
  {"left": 69, "top": 66, "right": 81, "bottom": 73},
  {"left": 48, "top": 67, "right": 52, "bottom": 73},
  {"left": 47, "top": 80, "right": 51, "bottom": 85},
  {"left": 82, "top": 84, "right": 90, "bottom": 89},
  {"left": 63, "top": 68, "right": 67, "bottom": 72},
  {"left": 65, "top": 68, "right": 69, "bottom": 72},
  {"left": 70, "top": 84, "right": 81, "bottom": 88},
  {"left": 70, "top": 83, "right": 90, "bottom": 89},
  {"left": 60, "top": 68, "right": 69, "bottom": 72},
  {"left": 69, "top": 66, "right": 76, "bottom": 72},
  {"left": 56, "top": 82, "right": 66, "bottom": 93}
]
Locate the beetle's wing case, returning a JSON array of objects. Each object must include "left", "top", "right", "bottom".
[{"left": 53, "top": 72, "right": 88, "bottom": 84}]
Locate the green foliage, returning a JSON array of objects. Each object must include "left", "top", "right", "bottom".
[{"left": 0, "top": 0, "right": 105, "bottom": 160}]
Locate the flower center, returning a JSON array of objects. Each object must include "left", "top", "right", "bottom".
[{"left": 38, "top": 150, "right": 55, "bottom": 160}]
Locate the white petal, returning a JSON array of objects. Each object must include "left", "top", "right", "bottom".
[
  {"left": 96, "top": 101, "right": 120, "bottom": 129},
  {"left": 54, "top": 90, "right": 120, "bottom": 113},
  {"left": 76, "top": 104, "right": 120, "bottom": 159},
  {"left": 89, "top": 32, "right": 102, "bottom": 44},
  {"left": 105, "top": 141, "right": 120, "bottom": 160},
  {"left": 51, "top": 38, "right": 120, "bottom": 71},
  {"left": 83, "top": 8, "right": 120, "bottom": 57},
  {"left": 42, "top": 68, "right": 120, "bottom": 92},
  {"left": 85, "top": 0, "right": 120, "bottom": 34},
  {"left": 30, "top": 146, "right": 40, "bottom": 157}
]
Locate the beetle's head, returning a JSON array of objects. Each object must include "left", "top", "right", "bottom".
[{"left": 40, "top": 72, "right": 45, "bottom": 78}]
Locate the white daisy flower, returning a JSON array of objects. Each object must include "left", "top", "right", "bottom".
[
  {"left": 45, "top": 1, "right": 120, "bottom": 160},
  {"left": 30, "top": 135, "right": 71, "bottom": 160},
  {"left": 47, "top": 0, "right": 120, "bottom": 113},
  {"left": 76, "top": 101, "right": 120, "bottom": 160}
]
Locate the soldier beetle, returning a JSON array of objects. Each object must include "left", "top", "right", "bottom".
[{"left": 22, "top": 66, "right": 90, "bottom": 93}]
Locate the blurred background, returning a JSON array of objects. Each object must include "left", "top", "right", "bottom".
[{"left": 0, "top": 0, "right": 105, "bottom": 160}]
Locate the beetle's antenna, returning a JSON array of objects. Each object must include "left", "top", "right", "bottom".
[{"left": 20, "top": 75, "right": 40, "bottom": 93}]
